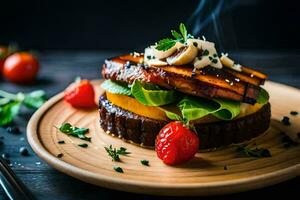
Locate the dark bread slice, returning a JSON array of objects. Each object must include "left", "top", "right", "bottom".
[{"left": 99, "top": 94, "right": 271, "bottom": 150}]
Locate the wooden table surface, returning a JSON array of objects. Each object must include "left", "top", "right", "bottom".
[{"left": 0, "top": 50, "right": 299, "bottom": 200}]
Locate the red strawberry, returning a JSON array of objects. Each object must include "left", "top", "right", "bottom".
[
  {"left": 155, "top": 121, "right": 200, "bottom": 165},
  {"left": 64, "top": 79, "right": 97, "bottom": 108}
]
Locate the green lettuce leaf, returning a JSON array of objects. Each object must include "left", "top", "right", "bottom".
[
  {"left": 178, "top": 97, "right": 220, "bottom": 121},
  {"left": 178, "top": 96, "right": 241, "bottom": 121},
  {"left": 131, "top": 80, "right": 178, "bottom": 106},
  {"left": 256, "top": 88, "right": 269, "bottom": 104},
  {"left": 158, "top": 106, "right": 182, "bottom": 121},
  {"left": 212, "top": 99, "right": 241, "bottom": 120},
  {"left": 101, "top": 80, "right": 131, "bottom": 96}
]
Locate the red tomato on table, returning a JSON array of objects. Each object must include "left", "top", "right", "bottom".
[{"left": 3, "top": 52, "right": 39, "bottom": 84}]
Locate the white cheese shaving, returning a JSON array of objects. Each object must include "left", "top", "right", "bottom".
[
  {"left": 220, "top": 54, "right": 234, "bottom": 67},
  {"left": 220, "top": 54, "right": 242, "bottom": 72},
  {"left": 187, "top": 38, "right": 222, "bottom": 69},
  {"left": 232, "top": 64, "right": 242, "bottom": 72},
  {"left": 194, "top": 56, "right": 211, "bottom": 69},
  {"left": 146, "top": 59, "right": 168, "bottom": 66}
]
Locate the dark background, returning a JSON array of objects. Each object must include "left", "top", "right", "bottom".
[{"left": 1, "top": 0, "right": 300, "bottom": 51}]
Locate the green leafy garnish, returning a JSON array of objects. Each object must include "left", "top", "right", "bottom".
[
  {"left": 113, "top": 166, "right": 124, "bottom": 173},
  {"left": 101, "top": 80, "right": 131, "bottom": 96},
  {"left": 156, "top": 39, "right": 177, "bottom": 51},
  {"left": 236, "top": 146, "right": 271, "bottom": 158},
  {"left": 155, "top": 23, "right": 191, "bottom": 51},
  {"left": 256, "top": 88, "right": 269, "bottom": 104},
  {"left": 0, "top": 89, "right": 46, "bottom": 126},
  {"left": 78, "top": 143, "right": 88, "bottom": 148},
  {"left": 116, "top": 147, "right": 131, "bottom": 155},
  {"left": 179, "top": 23, "right": 188, "bottom": 42},
  {"left": 178, "top": 96, "right": 240, "bottom": 121},
  {"left": 140, "top": 160, "right": 149, "bottom": 166},
  {"left": 171, "top": 30, "right": 182, "bottom": 40},
  {"left": 104, "top": 145, "right": 130, "bottom": 162},
  {"left": 58, "top": 123, "right": 91, "bottom": 142},
  {"left": 131, "top": 80, "right": 178, "bottom": 106}
]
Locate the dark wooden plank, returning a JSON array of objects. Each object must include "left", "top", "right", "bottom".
[{"left": 0, "top": 51, "right": 299, "bottom": 199}]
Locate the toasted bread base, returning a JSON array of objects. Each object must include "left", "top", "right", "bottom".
[{"left": 99, "top": 94, "right": 271, "bottom": 150}]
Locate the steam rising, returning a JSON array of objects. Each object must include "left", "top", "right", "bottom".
[{"left": 188, "top": 0, "right": 258, "bottom": 51}]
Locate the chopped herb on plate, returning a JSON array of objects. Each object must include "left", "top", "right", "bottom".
[
  {"left": 58, "top": 123, "right": 91, "bottom": 142},
  {"left": 104, "top": 145, "right": 130, "bottom": 162},
  {"left": 236, "top": 146, "right": 271, "bottom": 158},
  {"left": 140, "top": 160, "right": 149, "bottom": 166},
  {"left": 78, "top": 143, "right": 88, "bottom": 148},
  {"left": 116, "top": 147, "right": 131, "bottom": 155},
  {"left": 113, "top": 166, "right": 124, "bottom": 173},
  {"left": 290, "top": 111, "right": 298, "bottom": 115}
]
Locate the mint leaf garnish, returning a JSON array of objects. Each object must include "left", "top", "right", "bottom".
[
  {"left": 155, "top": 23, "right": 192, "bottom": 51},
  {"left": 156, "top": 38, "right": 176, "bottom": 51},
  {"left": 179, "top": 23, "right": 187, "bottom": 42}
]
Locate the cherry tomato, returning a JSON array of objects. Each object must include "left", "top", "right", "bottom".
[
  {"left": 155, "top": 121, "right": 199, "bottom": 165},
  {"left": 64, "top": 79, "right": 97, "bottom": 108},
  {"left": 3, "top": 52, "right": 39, "bottom": 84}
]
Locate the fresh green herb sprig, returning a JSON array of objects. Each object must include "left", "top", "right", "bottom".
[
  {"left": 140, "top": 160, "right": 149, "bottom": 166},
  {"left": 58, "top": 123, "right": 91, "bottom": 142},
  {"left": 113, "top": 166, "right": 124, "bottom": 173},
  {"left": 236, "top": 146, "right": 271, "bottom": 158},
  {"left": 156, "top": 23, "right": 193, "bottom": 51},
  {"left": 78, "top": 143, "right": 88, "bottom": 148},
  {"left": 0, "top": 89, "right": 46, "bottom": 126},
  {"left": 104, "top": 145, "right": 130, "bottom": 162},
  {"left": 116, "top": 147, "right": 131, "bottom": 156}
]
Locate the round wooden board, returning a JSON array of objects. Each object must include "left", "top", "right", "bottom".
[{"left": 27, "top": 80, "right": 300, "bottom": 196}]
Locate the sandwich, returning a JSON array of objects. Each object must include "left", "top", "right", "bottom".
[{"left": 99, "top": 23, "right": 270, "bottom": 150}]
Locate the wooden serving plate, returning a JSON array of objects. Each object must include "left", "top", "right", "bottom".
[{"left": 27, "top": 80, "right": 300, "bottom": 196}]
